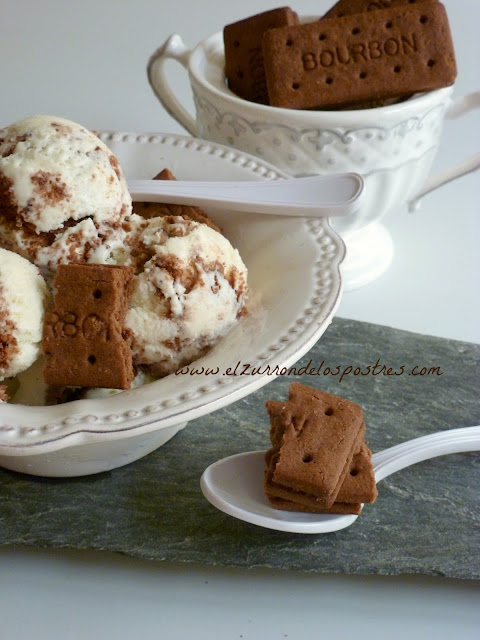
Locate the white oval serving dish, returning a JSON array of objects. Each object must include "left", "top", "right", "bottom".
[{"left": 0, "top": 132, "right": 345, "bottom": 477}]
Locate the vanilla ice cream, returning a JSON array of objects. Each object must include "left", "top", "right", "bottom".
[
  {"left": 124, "top": 215, "right": 248, "bottom": 376},
  {"left": 0, "top": 115, "right": 132, "bottom": 278},
  {"left": 0, "top": 247, "right": 49, "bottom": 380}
]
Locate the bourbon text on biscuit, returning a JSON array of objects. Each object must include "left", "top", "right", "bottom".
[{"left": 302, "top": 33, "right": 418, "bottom": 70}]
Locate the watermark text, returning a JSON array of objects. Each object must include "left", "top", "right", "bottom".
[{"left": 175, "top": 358, "right": 443, "bottom": 382}]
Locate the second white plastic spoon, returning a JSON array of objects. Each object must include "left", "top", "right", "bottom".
[{"left": 127, "top": 173, "right": 364, "bottom": 218}]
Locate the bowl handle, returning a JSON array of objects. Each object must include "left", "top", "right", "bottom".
[
  {"left": 147, "top": 34, "right": 197, "bottom": 136},
  {"left": 408, "top": 91, "right": 480, "bottom": 212}
]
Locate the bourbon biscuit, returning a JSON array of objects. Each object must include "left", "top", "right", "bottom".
[
  {"left": 266, "top": 383, "right": 365, "bottom": 506},
  {"left": 223, "top": 7, "right": 299, "bottom": 104},
  {"left": 322, "top": 0, "right": 437, "bottom": 20},
  {"left": 267, "top": 495, "right": 362, "bottom": 515},
  {"left": 268, "top": 399, "right": 366, "bottom": 453},
  {"left": 45, "top": 385, "right": 87, "bottom": 405},
  {"left": 264, "top": 441, "right": 377, "bottom": 513},
  {"left": 337, "top": 441, "right": 377, "bottom": 503},
  {"left": 132, "top": 168, "right": 221, "bottom": 233},
  {"left": 262, "top": 2, "right": 457, "bottom": 109},
  {"left": 42, "top": 264, "right": 135, "bottom": 390},
  {"left": 330, "top": 95, "right": 409, "bottom": 110},
  {"left": 268, "top": 407, "right": 288, "bottom": 450},
  {"left": 320, "top": 1, "right": 437, "bottom": 108}
]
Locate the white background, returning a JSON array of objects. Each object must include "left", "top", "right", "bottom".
[{"left": 1, "top": 1, "right": 479, "bottom": 638}]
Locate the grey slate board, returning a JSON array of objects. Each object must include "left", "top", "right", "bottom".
[{"left": 1, "top": 318, "right": 479, "bottom": 579}]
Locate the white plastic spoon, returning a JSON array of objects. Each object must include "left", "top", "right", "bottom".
[
  {"left": 127, "top": 173, "right": 364, "bottom": 218},
  {"left": 200, "top": 426, "right": 480, "bottom": 534}
]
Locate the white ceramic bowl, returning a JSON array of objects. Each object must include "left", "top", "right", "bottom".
[{"left": 0, "top": 133, "right": 345, "bottom": 478}]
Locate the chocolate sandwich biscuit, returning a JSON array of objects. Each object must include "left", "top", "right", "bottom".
[
  {"left": 223, "top": 7, "right": 299, "bottom": 104},
  {"left": 265, "top": 382, "right": 365, "bottom": 507},
  {"left": 264, "top": 441, "right": 377, "bottom": 515},
  {"left": 322, "top": 0, "right": 437, "bottom": 20},
  {"left": 42, "top": 264, "right": 135, "bottom": 390},
  {"left": 320, "top": 0, "right": 438, "bottom": 108},
  {"left": 336, "top": 441, "right": 378, "bottom": 503},
  {"left": 132, "top": 168, "right": 221, "bottom": 233},
  {"left": 267, "top": 496, "right": 363, "bottom": 515},
  {"left": 262, "top": 2, "right": 457, "bottom": 110}
]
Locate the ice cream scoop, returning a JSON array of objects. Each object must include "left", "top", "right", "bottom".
[
  {"left": 124, "top": 215, "right": 248, "bottom": 377},
  {"left": 0, "top": 247, "right": 49, "bottom": 381},
  {"left": 0, "top": 115, "right": 132, "bottom": 278}
]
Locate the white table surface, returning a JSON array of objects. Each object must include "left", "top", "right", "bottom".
[{"left": 1, "top": 1, "right": 479, "bottom": 638}]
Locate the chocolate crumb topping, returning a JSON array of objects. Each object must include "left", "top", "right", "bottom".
[
  {"left": 109, "top": 154, "right": 122, "bottom": 181},
  {"left": 50, "top": 122, "right": 73, "bottom": 135},
  {"left": 0, "top": 283, "right": 19, "bottom": 372},
  {"left": 151, "top": 254, "right": 200, "bottom": 295},
  {"left": 31, "top": 171, "right": 70, "bottom": 206},
  {"left": 0, "top": 133, "right": 30, "bottom": 158}
]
